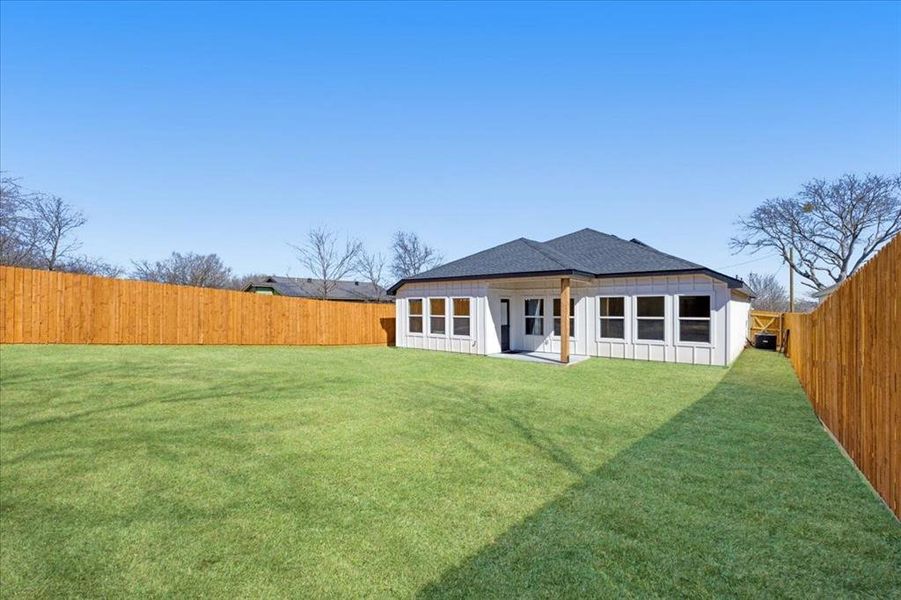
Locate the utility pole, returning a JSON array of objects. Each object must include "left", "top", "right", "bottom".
[{"left": 788, "top": 248, "right": 795, "bottom": 312}]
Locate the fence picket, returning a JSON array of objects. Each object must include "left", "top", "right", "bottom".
[
  {"left": 779, "top": 235, "right": 899, "bottom": 517},
  {"left": 0, "top": 267, "right": 396, "bottom": 347}
]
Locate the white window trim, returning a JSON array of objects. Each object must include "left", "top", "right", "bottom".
[
  {"left": 524, "top": 297, "right": 545, "bottom": 337},
  {"left": 633, "top": 294, "right": 667, "bottom": 345},
  {"left": 597, "top": 295, "right": 627, "bottom": 342},
  {"left": 450, "top": 297, "right": 472, "bottom": 339},
  {"left": 674, "top": 293, "right": 714, "bottom": 347},
  {"left": 551, "top": 296, "right": 576, "bottom": 340},
  {"left": 408, "top": 297, "right": 425, "bottom": 336},
  {"left": 428, "top": 297, "right": 448, "bottom": 337}
]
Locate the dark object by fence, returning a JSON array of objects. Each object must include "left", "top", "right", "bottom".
[
  {"left": 780, "top": 329, "right": 790, "bottom": 354},
  {"left": 754, "top": 333, "right": 777, "bottom": 350}
]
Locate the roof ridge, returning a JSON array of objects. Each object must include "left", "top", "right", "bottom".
[
  {"left": 386, "top": 228, "right": 749, "bottom": 295},
  {"left": 542, "top": 227, "right": 622, "bottom": 244},
  {"left": 263, "top": 275, "right": 377, "bottom": 285},
  {"left": 519, "top": 238, "right": 592, "bottom": 272},
  {"left": 545, "top": 229, "right": 704, "bottom": 269},
  {"left": 580, "top": 227, "right": 616, "bottom": 238},
  {"left": 415, "top": 237, "right": 528, "bottom": 276},
  {"left": 626, "top": 239, "right": 703, "bottom": 268}
]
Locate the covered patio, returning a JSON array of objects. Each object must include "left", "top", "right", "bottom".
[{"left": 486, "top": 275, "right": 584, "bottom": 363}]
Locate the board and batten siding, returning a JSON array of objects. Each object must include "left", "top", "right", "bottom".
[
  {"left": 394, "top": 280, "right": 487, "bottom": 355},
  {"left": 395, "top": 274, "right": 750, "bottom": 366},
  {"left": 586, "top": 274, "right": 734, "bottom": 365}
]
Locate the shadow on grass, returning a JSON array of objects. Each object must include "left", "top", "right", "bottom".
[
  {"left": 1, "top": 369, "right": 353, "bottom": 434},
  {"left": 420, "top": 381, "right": 590, "bottom": 479},
  {"left": 416, "top": 352, "right": 900, "bottom": 598}
]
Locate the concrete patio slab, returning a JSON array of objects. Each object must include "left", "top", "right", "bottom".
[{"left": 487, "top": 351, "right": 591, "bottom": 366}]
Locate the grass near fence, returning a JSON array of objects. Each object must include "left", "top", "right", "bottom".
[
  {"left": 783, "top": 235, "right": 900, "bottom": 516},
  {"left": 1, "top": 346, "right": 898, "bottom": 597}
]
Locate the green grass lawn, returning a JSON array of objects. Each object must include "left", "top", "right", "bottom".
[{"left": 0, "top": 346, "right": 897, "bottom": 598}]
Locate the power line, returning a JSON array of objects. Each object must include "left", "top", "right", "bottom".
[{"left": 714, "top": 253, "right": 780, "bottom": 270}]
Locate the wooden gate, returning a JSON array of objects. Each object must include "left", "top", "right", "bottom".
[{"left": 748, "top": 310, "right": 783, "bottom": 347}]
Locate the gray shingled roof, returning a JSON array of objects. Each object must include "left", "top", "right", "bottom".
[
  {"left": 388, "top": 228, "right": 748, "bottom": 294},
  {"left": 543, "top": 229, "right": 704, "bottom": 274},
  {"left": 245, "top": 276, "right": 388, "bottom": 302}
]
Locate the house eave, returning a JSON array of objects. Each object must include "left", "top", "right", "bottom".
[
  {"left": 592, "top": 267, "right": 746, "bottom": 289},
  {"left": 388, "top": 267, "right": 745, "bottom": 295},
  {"left": 387, "top": 269, "right": 594, "bottom": 295}
]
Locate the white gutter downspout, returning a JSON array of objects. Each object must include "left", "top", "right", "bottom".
[{"left": 725, "top": 292, "right": 731, "bottom": 367}]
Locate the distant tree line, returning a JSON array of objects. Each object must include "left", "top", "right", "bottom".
[
  {"left": 1, "top": 174, "right": 445, "bottom": 299},
  {"left": 10, "top": 170, "right": 897, "bottom": 302},
  {"left": 126, "top": 226, "right": 443, "bottom": 300}
]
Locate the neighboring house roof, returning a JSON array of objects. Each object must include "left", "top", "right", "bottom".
[
  {"left": 810, "top": 283, "right": 838, "bottom": 299},
  {"left": 244, "top": 276, "right": 388, "bottom": 302},
  {"left": 388, "top": 228, "right": 751, "bottom": 294}
]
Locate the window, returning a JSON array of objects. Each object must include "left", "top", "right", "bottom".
[
  {"left": 599, "top": 296, "right": 625, "bottom": 339},
  {"left": 553, "top": 298, "right": 575, "bottom": 337},
  {"left": 452, "top": 298, "right": 470, "bottom": 336},
  {"left": 408, "top": 299, "right": 423, "bottom": 334},
  {"left": 524, "top": 299, "right": 544, "bottom": 335},
  {"left": 429, "top": 298, "right": 446, "bottom": 334},
  {"left": 678, "top": 295, "right": 711, "bottom": 343},
  {"left": 636, "top": 296, "right": 665, "bottom": 341}
]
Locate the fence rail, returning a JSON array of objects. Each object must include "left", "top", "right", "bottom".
[
  {"left": 782, "top": 235, "right": 900, "bottom": 517},
  {"left": 0, "top": 266, "right": 396, "bottom": 346}
]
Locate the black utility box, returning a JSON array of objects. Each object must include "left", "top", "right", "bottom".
[{"left": 755, "top": 333, "right": 777, "bottom": 350}]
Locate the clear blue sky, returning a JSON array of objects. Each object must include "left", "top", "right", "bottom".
[{"left": 2, "top": 1, "right": 899, "bottom": 291}]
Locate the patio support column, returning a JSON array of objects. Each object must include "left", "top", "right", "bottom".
[{"left": 560, "top": 277, "right": 570, "bottom": 364}]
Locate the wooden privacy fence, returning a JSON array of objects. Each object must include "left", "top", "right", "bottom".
[
  {"left": 748, "top": 310, "right": 784, "bottom": 347},
  {"left": 782, "top": 235, "right": 900, "bottom": 517},
  {"left": 0, "top": 266, "right": 396, "bottom": 346}
]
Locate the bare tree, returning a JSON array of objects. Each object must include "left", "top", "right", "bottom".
[
  {"left": 31, "top": 193, "right": 87, "bottom": 271},
  {"left": 0, "top": 175, "right": 41, "bottom": 267},
  {"left": 131, "top": 252, "right": 233, "bottom": 288},
  {"left": 59, "top": 256, "right": 124, "bottom": 278},
  {"left": 1, "top": 174, "right": 124, "bottom": 275},
  {"left": 355, "top": 250, "right": 387, "bottom": 301},
  {"left": 731, "top": 173, "right": 901, "bottom": 291},
  {"left": 290, "top": 227, "right": 363, "bottom": 299},
  {"left": 746, "top": 272, "right": 788, "bottom": 312},
  {"left": 390, "top": 231, "right": 442, "bottom": 279},
  {"left": 793, "top": 298, "right": 819, "bottom": 313}
]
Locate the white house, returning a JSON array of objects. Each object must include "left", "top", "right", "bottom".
[{"left": 388, "top": 229, "right": 753, "bottom": 366}]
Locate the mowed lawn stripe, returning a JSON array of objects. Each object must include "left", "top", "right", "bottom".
[{"left": 0, "top": 346, "right": 897, "bottom": 598}]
